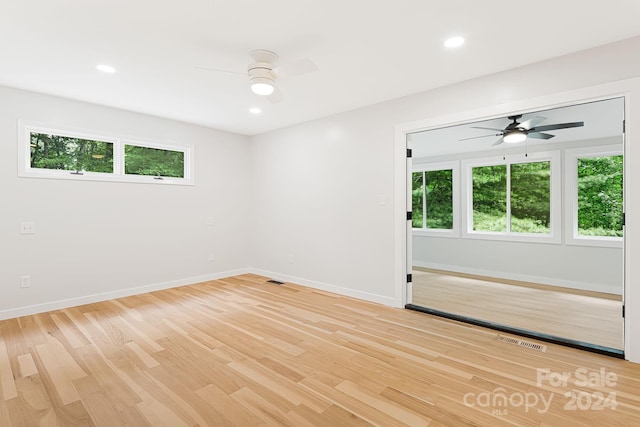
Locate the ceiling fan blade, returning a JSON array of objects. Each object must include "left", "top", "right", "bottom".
[
  {"left": 471, "top": 126, "right": 504, "bottom": 132},
  {"left": 492, "top": 138, "right": 505, "bottom": 146},
  {"left": 459, "top": 133, "right": 501, "bottom": 141},
  {"left": 274, "top": 58, "right": 318, "bottom": 79},
  {"left": 518, "top": 116, "right": 546, "bottom": 130},
  {"left": 194, "top": 66, "right": 245, "bottom": 76},
  {"left": 267, "top": 86, "right": 284, "bottom": 104},
  {"left": 528, "top": 132, "right": 554, "bottom": 140},
  {"left": 530, "top": 121, "right": 584, "bottom": 133}
]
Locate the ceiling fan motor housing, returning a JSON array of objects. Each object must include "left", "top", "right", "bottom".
[
  {"left": 503, "top": 115, "right": 528, "bottom": 142},
  {"left": 248, "top": 50, "right": 278, "bottom": 91},
  {"left": 247, "top": 49, "right": 278, "bottom": 96},
  {"left": 248, "top": 62, "right": 276, "bottom": 82},
  {"left": 248, "top": 50, "right": 278, "bottom": 80}
]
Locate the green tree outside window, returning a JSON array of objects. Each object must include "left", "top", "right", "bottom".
[
  {"left": 30, "top": 132, "right": 113, "bottom": 173},
  {"left": 577, "top": 155, "right": 623, "bottom": 237},
  {"left": 124, "top": 145, "right": 185, "bottom": 178}
]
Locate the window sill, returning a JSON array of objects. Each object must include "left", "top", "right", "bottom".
[
  {"left": 565, "top": 235, "right": 623, "bottom": 248},
  {"left": 412, "top": 229, "right": 460, "bottom": 238},
  {"left": 462, "top": 230, "right": 561, "bottom": 244},
  {"left": 18, "top": 170, "right": 194, "bottom": 186}
]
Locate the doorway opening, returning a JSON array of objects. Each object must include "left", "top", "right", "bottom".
[{"left": 405, "top": 97, "right": 625, "bottom": 356}]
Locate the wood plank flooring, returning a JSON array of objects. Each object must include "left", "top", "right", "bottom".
[
  {"left": 411, "top": 269, "right": 624, "bottom": 350},
  {"left": 0, "top": 273, "right": 639, "bottom": 426}
]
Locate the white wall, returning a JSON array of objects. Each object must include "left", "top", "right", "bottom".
[
  {"left": 250, "top": 37, "right": 640, "bottom": 361},
  {"left": 413, "top": 238, "right": 622, "bottom": 294},
  {"left": 249, "top": 118, "right": 397, "bottom": 305},
  {"left": 0, "top": 86, "right": 251, "bottom": 318}
]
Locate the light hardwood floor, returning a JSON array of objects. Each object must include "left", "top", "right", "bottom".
[
  {"left": 411, "top": 269, "right": 624, "bottom": 350},
  {"left": 0, "top": 274, "right": 639, "bottom": 426}
]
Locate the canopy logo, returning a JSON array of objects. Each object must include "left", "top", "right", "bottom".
[{"left": 462, "top": 367, "right": 618, "bottom": 417}]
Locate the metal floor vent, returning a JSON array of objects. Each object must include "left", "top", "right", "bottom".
[
  {"left": 496, "top": 335, "right": 547, "bottom": 353},
  {"left": 266, "top": 279, "right": 284, "bottom": 285}
]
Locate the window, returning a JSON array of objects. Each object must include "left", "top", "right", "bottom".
[
  {"left": 565, "top": 146, "right": 623, "bottom": 247},
  {"left": 425, "top": 169, "right": 454, "bottom": 229},
  {"left": 510, "top": 161, "right": 551, "bottom": 234},
  {"left": 471, "top": 162, "right": 552, "bottom": 234},
  {"left": 30, "top": 132, "right": 114, "bottom": 174},
  {"left": 19, "top": 123, "right": 193, "bottom": 185},
  {"left": 412, "top": 161, "right": 459, "bottom": 237},
  {"left": 471, "top": 164, "right": 507, "bottom": 232},
  {"left": 412, "top": 171, "right": 424, "bottom": 228},
  {"left": 125, "top": 144, "right": 185, "bottom": 178},
  {"left": 578, "top": 156, "right": 623, "bottom": 236},
  {"left": 463, "top": 152, "right": 560, "bottom": 243}
]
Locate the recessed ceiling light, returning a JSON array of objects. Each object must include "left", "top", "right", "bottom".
[
  {"left": 249, "top": 107, "right": 262, "bottom": 114},
  {"left": 444, "top": 36, "right": 465, "bottom": 48},
  {"left": 96, "top": 64, "right": 116, "bottom": 73}
]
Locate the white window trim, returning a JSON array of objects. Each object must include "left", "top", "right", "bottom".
[
  {"left": 461, "top": 150, "right": 561, "bottom": 244},
  {"left": 412, "top": 160, "right": 460, "bottom": 238},
  {"left": 565, "top": 145, "right": 623, "bottom": 248},
  {"left": 18, "top": 121, "right": 194, "bottom": 185}
]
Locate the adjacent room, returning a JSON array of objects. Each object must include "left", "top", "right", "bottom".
[
  {"left": 2, "top": 1, "right": 640, "bottom": 425},
  {"left": 409, "top": 98, "right": 625, "bottom": 352}
]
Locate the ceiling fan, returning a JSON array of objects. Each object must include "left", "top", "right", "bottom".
[
  {"left": 197, "top": 49, "right": 318, "bottom": 103},
  {"left": 460, "top": 114, "right": 584, "bottom": 145}
]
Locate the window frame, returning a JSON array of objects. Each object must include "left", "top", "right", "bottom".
[
  {"left": 411, "top": 160, "right": 460, "bottom": 238},
  {"left": 18, "top": 121, "right": 194, "bottom": 185},
  {"left": 461, "top": 150, "right": 561, "bottom": 244},
  {"left": 20, "top": 124, "right": 120, "bottom": 179},
  {"left": 564, "top": 145, "right": 623, "bottom": 248},
  {"left": 121, "top": 140, "right": 191, "bottom": 182}
]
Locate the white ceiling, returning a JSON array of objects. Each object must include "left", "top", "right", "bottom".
[
  {"left": 1, "top": 1, "right": 640, "bottom": 136},
  {"left": 409, "top": 97, "right": 625, "bottom": 158}
]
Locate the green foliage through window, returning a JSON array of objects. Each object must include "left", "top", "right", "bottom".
[
  {"left": 472, "top": 165, "right": 506, "bottom": 232},
  {"left": 577, "top": 155, "right": 623, "bottom": 237},
  {"left": 24, "top": 126, "right": 192, "bottom": 184},
  {"left": 124, "top": 145, "right": 185, "bottom": 178},
  {"left": 412, "top": 169, "right": 454, "bottom": 230},
  {"left": 30, "top": 132, "right": 113, "bottom": 173},
  {"left": 425, "top": 170, "right": 453, "bottom": 229},
  {"left": 510, "top": 162, "right": 550, "bottom": 233},
  {"left": 412, "top": 172, "right": 424, "bottom": 228},
  {"left": 472, "top": 161, "right": 550, "bottom": 234}
]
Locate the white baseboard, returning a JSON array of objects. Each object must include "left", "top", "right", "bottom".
[
  {"left": 412, "top": 260, "right": 621, "bottom": 295},
  {"left": 0, "top": 268, "right": 251, "bottom": 321},
  {"left": 250, "top": 268, "right": 397, "bottom": 306},
  {"left": 0, "top": 267, "right": 397, "bottom": 321}
]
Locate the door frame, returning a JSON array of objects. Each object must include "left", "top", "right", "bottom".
[{"left": 393, "top": 77, "right": 639, "bottom": 362}]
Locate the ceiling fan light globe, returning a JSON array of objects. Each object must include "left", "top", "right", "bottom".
[
  {"left": 503, "top": 131, "right": 527, "bottom": 143},
  {"left": 251, "top": 78, "right": 275, "bottom": 96}
]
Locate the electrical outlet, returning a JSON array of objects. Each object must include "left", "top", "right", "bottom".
[
  {"left": 206, "top": 216, "right": 215, "bottom": 226},
  {"left": 20, "top": 275, "right": 31, "bottom": 288},
  {"left": 288, "top": 254, "right": 293, "bottom": 264},
  {"left": 208, "top": 253, "right": 215, "bottom": 262},
  {"left": 19, "top": 222, "right": 36, "bottom": 234}
]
